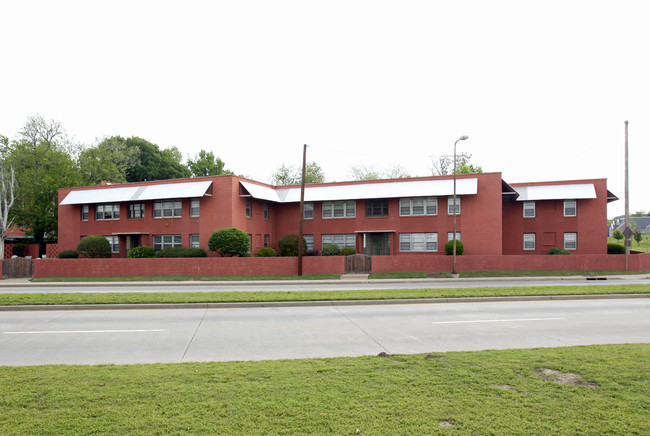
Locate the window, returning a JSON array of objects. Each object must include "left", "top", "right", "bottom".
[
  {"left": 81, "top": 205, "right": 89, "bottom": 221},
  {"left": 96, "top": 204, "right": 120, "bottom": 220},
  {"left": 564, "top": 200, "right": 577, "bottom": 217},
  {"left": 264, "top": 203, "right": 269, "bottom": 220},
  {"left": 154, "top": 200, "right": 182, "bottom": 218},
  {"left": 366, "top": 199, "right": 389, "bottom": 217},
  {"left": 190, "top": 199, "right": 200, "bottom": 217},
  {"left": 564, "top": 232, "right": 577, "bottom": 250},
  {"left": 246, "top": 198, "right": 251, "bottom": 218},
  {"left": 447, "top": 197, "right": 461, "bottom": 215},
  {"left": 153, "top": 235, "right": 181, "bottom": 251},
  {"left": 322, "top": 201, "right": 356, "bottom": 218},
  {"left": 190, "top": 234, "right": 200, "bottom": 249},
  {"left": 304, "top": 202, "right": 314, "bottom": 219},
  {"left": 523, "top": 233, "right": 536, "bottom": 250},
  {"left": 304, "top": 235, "right": 314, "bottom": 251},
  {"left": 399, "top": 197, "right": 437, "bottom": 216},
  {"left": 523, "top": 201, "right": 535, "bottom": 218},
  {"left": 128, "top": 203, "right": 145, "bottom": 219},
  {"left": 264, "top": 234, "right": 270, "bottom": 247},
  {"left": 399, "top": 233, "right": 438, "bottom": 252},
  {"left": 322, "top": 234, "right": 356, "bottom": 249},
  {"left": 447, "top": 232, "right": 461, "bottom": 241},
  {"left": 104, "top": 235, "right": 119, "bottom": 253}
]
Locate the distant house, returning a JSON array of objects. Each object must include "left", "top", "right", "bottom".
[{"left": 611, "top": 215, "right": 650, "bottom": 236}]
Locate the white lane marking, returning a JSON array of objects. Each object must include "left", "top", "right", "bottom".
[
  {"left": 432, "top": 317, "right": 565, "bottom": 324},
  {"left": 3, "top": 329, "right": 166, "bottom": 334}
]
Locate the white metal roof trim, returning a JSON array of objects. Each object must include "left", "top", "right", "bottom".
[
  {"left": 60, "top": 181, "right": 213, "bottom": 205},
  {"left": 514, "top": 183, "right": 596, "bottom": 201}
]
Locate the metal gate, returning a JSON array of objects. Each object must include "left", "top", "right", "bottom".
[
  {"left": 2, "top": 258, "right": 33, "bottom": 279},
  {"left": 344, "top": 254, "right": 372, "bottom": 274}
]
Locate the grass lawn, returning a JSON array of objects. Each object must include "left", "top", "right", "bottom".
[
  {"left": 608, "top": 236, "right": 650, "bottom": 253},
  {"left": 1, "top": 284, "right": 649, "bottom": 306},
  {"left": 0, "top": 344, "right": 647, "bottom": 435}
]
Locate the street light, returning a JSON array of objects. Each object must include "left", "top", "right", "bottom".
[{"left": 452, "top": 135, "right": 469, "bottom": 276}]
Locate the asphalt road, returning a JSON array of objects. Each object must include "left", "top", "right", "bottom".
[{"left": 1, "top": 298, "right": 648, "bottom": 366}]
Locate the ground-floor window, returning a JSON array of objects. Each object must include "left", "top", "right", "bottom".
[
  {"left": 153, "top": 235, "right": 182, "bottom": 251},
  {"left": 523, "top": 233, "right": 536, "bottom": 250},
  {"left": 264, "top": 234, "right": 270, "bottom": 247},
  {"left": 190, "top": 234, "right": 200, "bottom": 249},
  {"left": 304, "top": 235, "right": 314, "bottom": 251},
  {"left": 322, "top": 234, "right": 355, "bottom": 249},
  {"left": 399, "top": 233, "right": 437, "bottom": 252},
  {"left": 564, "top": 232, "right": 577, "bottom": 250},
  {"left": 104, "top": 235, "right": 119, "bottom": 253},
  {"left": 447, "top": 232, "right": 461, "bottom": 241}
]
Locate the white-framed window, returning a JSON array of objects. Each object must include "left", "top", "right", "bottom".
[
  {"left": 447, "top": 197, "right": 461, "bottom": 215},
  {"left": 96, "top": 204, "right": 120, "bottom": 220},
  {"left": 366, "top": 199, "right": 389, "bottom": 217},
  {"left": 523, "top": 233, "right": 536, "bottom": 250},
  {"left": 153, "top": 234, "right": 181, "bottom": 251},
  {"left": 564, "top": 232, "right": 577, "bottom": 250},
  {"left": 128, "top": 203, "right": 145, "bottom": 219},
  {"left": 304, "top": 202, "right": 314, "bottom": 219},
  {"left": 447, "top": 232, "right": 461, "bottom": 241},
  {"left": 190, "top": 234, "right": 200, "bottom": 249},
  {"left": 322, "top": 201, "right": 356, "bottom": 219},
  {"left": 104, "top": 235, "right": 119, "bottom": 253},
  {"left": 399, "top": 197, "right": 437, "bottom": 216},
  {"left": 304, "top": 234, "right": 314, "bottom": 251},
  {"left": 399, "top": 233, "right": 438, "bottom": 252},
  {"left": 246, "top": 198, "right": 252, "bottom": 218},
  {"left": 564, "top": 200, "right": 577, "bottom": 217},
  {"left": 81, "top": 205, "right": 89, "bottom": 221},
  {"left": 523, "top": 201, "right": 535, "bottom": 218},
  {"left": 322, "top": 234, "right": 355, "bottom": 249},
  {"left": 190, "top": 199, "right": 200, "bottom": 217},
  {"left": 154, "top": 200, "right": 182, "bottom": 218}
]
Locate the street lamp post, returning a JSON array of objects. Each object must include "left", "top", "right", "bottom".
[{"left": 452, "top": 135, "right": 469, "bottom": 276}]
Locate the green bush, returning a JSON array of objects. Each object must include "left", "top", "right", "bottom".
[
  {"left": 77, "top": 235, "right": 112, "bottom": 258},
  {"left": 322, "top": 244, "right": 341, "bottom": 256},
  {"left": 12, "top": 243, "right": 26, "bottom": 257},
  {"left": 444, "top": 240, "right": 464, "bottom": 255},
  {"left": 278, "top": 234, "right": 307, "bottom": 257},
  {"left": 155, "top": 247, "right": 208, "bottom": 258},
  {"left": 57, "top": 250, "right": 79, "bottom": 259},
  {"left": 340, "top": 247, "right": 357, "bottom": 256},
  {"left": 548, "top": 247, "right": 572, "bottom": 255},
  {"left": 256, "top": 247, "right": 277, "bottom": 257},
  {"left": 607, "top": 243, "right": 625, "bottom": 254},
  {"left": 209, "top": 227, "right": 250, "bottom": 256},
  {"left": 127, "top": 246, "right": 156, "bottom": 258}
]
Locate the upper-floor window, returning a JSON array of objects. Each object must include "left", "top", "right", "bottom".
[
  {"left": 366, "top": 199, "right": 389, "bottom": 217},
  {"left": 190, "top": 199, "right": 200, "bottom": 217},
  {"left": 246, "top": 198, "right": 252, "bottom": 218},
  {"left": 96, "top": 204, "right": 120, "bottom": 220},
  {"left": 128, "top": 203, "right": 145, "bottom": 219},
  {"left": 264, "top": 203, "right": 269, "bottom": 220},
  {"left": 399, "top": 233, "right": 438, "bottom": 252},
  {"left": 564, "top": 200, "right": 577, "bottom": 217},
  {"left": 523, "top": 233, "right": 536, "bottom": 250},
  {"left": 564, "top": 232, "right": 577, "bottom": 250},
  {"left": 399, "top": 197, "right": 437, "bottom": 216},
  {"left": 304, "top": 202, "right": 314, "bottom": 219},
  {"left": 81, "top": 205, "right": 89, "bottom": 221},
  {"left": 322, "top": 201, "right": 356, "bottom": 219},
  {"left": 447, "top": 196, "right": 461, "bottom": 215},
  {"left": 154, "top": 200, "right": 182, "bottom": 218},
  {"left": 523, "top": 201, "right": 535, "bottom": 218}
]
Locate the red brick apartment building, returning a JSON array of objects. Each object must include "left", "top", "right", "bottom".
[{"left": 57, "top": 172, "right": 616, "bottom": 258}]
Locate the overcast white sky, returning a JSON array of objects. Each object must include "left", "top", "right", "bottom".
[{"left": 1, "top": 1, "right": 648, "bottom": 218}]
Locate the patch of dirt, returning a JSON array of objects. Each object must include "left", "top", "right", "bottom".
[
  {"left": 439, "top": 421, "right": 454, "bottom": 428},
  {"left": 490, "top": 384, "right": 516, "bottom": 390},
  {"left": 377, "top": 352, "right": 390, "bottom": 357},
  {"left": 538, "top": 369, "right": 598, "bottom": 388},
  {"left": 424, "top": 354, "right": 446, "bottom": 360}
]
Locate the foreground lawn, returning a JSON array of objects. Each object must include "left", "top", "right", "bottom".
[
  {"left": 1, "top": 284, "right": 649, "bottom": 306},
  {"left": 0, "top": 344, "right": 647, "bottom": 435}
]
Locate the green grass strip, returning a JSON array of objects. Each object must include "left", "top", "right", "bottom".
[
  {"left": 1, "top": 344, "right": 647, "bottom": 435},
  {"left": 31, "top": 274, "right": 340, "bottom": 282},
  {"left": 1, "top": 284, "right": 648, "bottom": 306}
]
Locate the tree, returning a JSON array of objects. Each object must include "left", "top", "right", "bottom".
[
  {"left": 78, "top": 136, "right": 140, "bottom": 185},
  {"left": 613, "top": 229, "right": 624, "bottom": 242},
  {"left": 270, "top": 161, "right": 325, "bottom": 185},
  {"left": 430, "top": 152, "right": 482, "bottom": 175},
  {"left": 187, "top": 150, "right": 232, "bottom": 177},
  {"left": 208, "top": 227, "right": 249, "bottom": 256},
  {"left": 349, "top": 164, "right": 411, "bottom": 181},
  {"left": 632, "top": 210, "right": 647, "bottom": 217},
  {"left": 634, "top": 230, "right": 643, "bottom": 246},
  {"left": 125, "top": 137, "right": 190, "bottom": 182},
  {"left": 0, "top": 163, "right": 16, "bottom": 258}
]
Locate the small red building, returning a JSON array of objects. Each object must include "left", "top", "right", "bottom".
[{"left": 57, "top": 173, "right": 616, "bottom": 257}]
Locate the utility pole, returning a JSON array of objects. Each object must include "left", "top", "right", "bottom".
[
  {"left": 624, "top": 121, "right": 630, "bottom": 271},
  {"left": 298, "top": 144, "right": 307, "bottom": 276}
]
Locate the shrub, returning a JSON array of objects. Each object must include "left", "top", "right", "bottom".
[
  {"left": 607, "top": 243, "right": 625, "bottom": 254},
  {"left": 155, "top": 247, "right": 208, "bottom": 258},
  {"left": 278, "top": 234, "right": 307, "bottom": 257},
  {"left": 256, "top": 247, "right": 277, "bottom": 257},
  {"left": 548, "top": 247, "right": 572, "bottom": 255},
  {"left": 209, "top": 227, "right": 249, "bottom": 256},
  {"left": 12, "top": 243, "right": 26, "bottom": 257},
  {"left": 127, "top": 246, "right": 156, "bottom": 258},
  {"left": 340, "top": 247, "right": 357, "bottom": 256},
  {"left": 306, "top": 249, "right": 319, "bottom": 256},
  {"left": 77, "top": 235, "right": 112, "bottom": 258},
  {"left": 322, "top": 244, "right": 341, "bottom": 256},
  {"left": 58, "top": 250, "right": 79, "bottom": 259},
  {"left": 444, "top": 240, "right": 464, "bottom": 255}
]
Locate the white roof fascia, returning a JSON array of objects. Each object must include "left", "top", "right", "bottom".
[
  {"left": 514, "top": 183, "right": 596, "bottom": 201},
  {"left": 60, "top": 181, "right": 213, "bottom": 205}
]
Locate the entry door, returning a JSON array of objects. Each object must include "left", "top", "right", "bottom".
[{"left": 364, "top": 233, "right": 390, "bottom": 256}]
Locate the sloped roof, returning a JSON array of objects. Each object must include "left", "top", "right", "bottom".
[
  {"left": 513, "top": 183, "right": 596, "bottom": 201},
  {"left": 60, "top": 181, "right": 213, "bottom": 205}
]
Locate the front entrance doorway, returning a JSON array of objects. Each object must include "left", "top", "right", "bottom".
[{"left": 362, "top": 232, "right": 390, "bottom": 256}]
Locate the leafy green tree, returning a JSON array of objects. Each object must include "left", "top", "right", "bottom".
[
  {"left": 125, "top": 137, "right": 190, "bottom": 182},
  {"left": 430, "top": 152, "right": 482, "bottom": 175},
  {"left": 349, "top": 164, "right": 411, "bottom": 180},
  {"left": 632, "top": 210, "right": 647, "bottom": 217},
  {"left": 208, "top": 227, "right": 249, "bottom": 256},
  {"left": 634, "top": 230, "right": 643, "bottom": 246},
  {"left": 187, "top": 150, "right": 232, "bottom": 177},
  {"left": 78, "top": 136, "right": 140, "bottom": 185},
  {"left": 613, "top": 229, "right": 624, "bottom": 242},
  {"left": 271, "top": 161, "right": 325, "bottom": 185}
]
